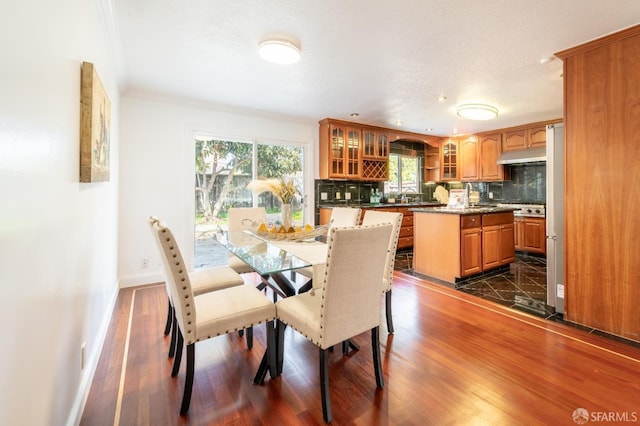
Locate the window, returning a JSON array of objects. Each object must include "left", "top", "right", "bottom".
[{"left": 384, "top": 153, "right": 422, "bottom": 196}]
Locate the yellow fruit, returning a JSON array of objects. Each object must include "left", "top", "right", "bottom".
[
  {"left": 304, "top": 224, "right": 314, "bottom": 231},
  {"left": 258, "top": 223, "right": 268, "bottom": 232},
  {"left": 278, "top": 225, "right": 286, "bottom": 233},
  {"left": 269, "top": 225, "right": 278, "bottom": 233},
  {"left": 287, "top": 226, "right": 295, "bottom": 233}
]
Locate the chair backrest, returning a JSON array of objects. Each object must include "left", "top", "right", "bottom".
[
  {"left": 318, "top": 224, "right": 392, "bottom": 348},
  {"left": 148, "top": 216, "right": 173, "bottom": 302},
  {"left": 228, "top": 207, "right": 266, "bottom": 231},
  {"left": 361, "top": 210, "right": 403, "bottom": 291},
  {"left": 151, "top": 220, "right": 198, "bottom": 344},
  {"left": 328, "top": 207, "right": 361, "bottom": 231}
]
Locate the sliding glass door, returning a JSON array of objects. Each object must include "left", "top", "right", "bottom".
[{"left": 194, "top": 137, "right": 304, "bottom": 268}]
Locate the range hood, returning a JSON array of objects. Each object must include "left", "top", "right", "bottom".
[{"left": 497, "top": 147, "right": 546, "bottom": 165}]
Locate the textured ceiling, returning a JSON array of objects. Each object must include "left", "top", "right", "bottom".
[{"left": 112, "top": 0, "right": 640, "bottom": 136}]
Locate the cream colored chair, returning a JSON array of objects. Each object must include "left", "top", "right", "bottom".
[
  {"left": 151, "top": 219, "right": 277, "bottom": 415},
  {"left": 227, "top": 207, "right": 267, "bottom": 274},
  {"left": 148, "top": 217, "right": 246, "bottom": 356},
  {"left": 275, "top": 223, "right": 392, "bottom": 424},
  {"left": 296, "top": 207, "right": 362, "bottom": 293},
  {"left": 361, "top": 210, "right": 403, "bottom": 333}
]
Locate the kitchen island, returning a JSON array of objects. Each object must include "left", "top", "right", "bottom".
[{"left": 412, "top": 206, "right": 516, "bottom": 283}]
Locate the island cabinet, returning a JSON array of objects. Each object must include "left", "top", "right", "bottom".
[
  {"left": 481, "top": 212, "right": 515, "bottom": 270},
  {"left": 413, "top": 209, "right": 515, "bottom": 283},
  {"left": 514, "top": 216, "right": 546, "bottom": 255}
]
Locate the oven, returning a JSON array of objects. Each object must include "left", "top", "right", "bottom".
[{"left": 496, "top": 203, "right": 545, "bottom": 218}]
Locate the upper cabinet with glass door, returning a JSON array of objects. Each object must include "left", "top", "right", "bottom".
[
  {"left": 441, "top": 137, "right": 459, "bottom": 181},
  {"left": 319, "top": 119, "right": 362, "bottom": 179}
]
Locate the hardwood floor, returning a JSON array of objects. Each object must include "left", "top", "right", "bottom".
[{"left": 81, "top": 272, "right": 640, "bottom": 425}]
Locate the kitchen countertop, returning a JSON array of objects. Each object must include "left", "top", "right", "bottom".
[
  {"left": 318, "top": 202, "right": 442, "bottom": 209},
  {"left": 411, "top": 206, "right": 518, "bottom": 215}
]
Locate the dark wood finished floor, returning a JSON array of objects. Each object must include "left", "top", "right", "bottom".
[{"left": 81, "top": 272, "right": 640, "bottom": 425}]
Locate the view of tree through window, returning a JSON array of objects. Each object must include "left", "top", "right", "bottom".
[
  {"left": 384, "top": 153, "right": 421, "bottom": 196},
  {"left": 194, "top": 138, "right": 304, "bottom": 268}
]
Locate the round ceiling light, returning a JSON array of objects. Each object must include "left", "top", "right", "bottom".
[
  {"left": 456, "top": 103, "right": 499, "bottom": 120},
  {"left": 258, "top": 38, "right": 301, "bottom": 64}
]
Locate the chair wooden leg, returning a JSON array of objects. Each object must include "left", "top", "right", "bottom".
[
  {"left": 267, "top": 320, "right": 277, "bottom": 379},
  {"left": 168, "top": 314, "right": 178, "bottom": 358},
  {"left": 172, "top": 328, "right": 184, "bottom": 377},
  {"left": 246, "top": 326, "right": 253, "bottom": 349},
  {"left": 164, "top": 299, "right": 173, "bottom": 336},
  {"left": 320, "top": 348, "right": 332, "bottom": 423},
  {"left": 385, "top": 290, "right": 394, "bottom": 334},
  {"left": 371, "top": 326, "right": 384, "bottom": 388},
  {"left": 277, "top": 320, "right": 286, "bottom": 375},
  {"left": 180, "top": 343, "right": 195, "bottom": 415}
]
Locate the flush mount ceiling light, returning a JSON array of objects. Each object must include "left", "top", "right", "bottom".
[
  {"left": 456, "top": 103, "right": 499, "bottom": 121},
  {"left": 258, "top": 38, "right": 300, "bottom": 64}
]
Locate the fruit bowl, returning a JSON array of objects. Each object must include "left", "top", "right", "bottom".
[{"left": 250, "top": 223, "right": 329, "bottom": 241}]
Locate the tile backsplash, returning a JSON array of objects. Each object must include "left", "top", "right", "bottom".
[{"left": 315, "top": 163, "right": 546, "bottom": 206}]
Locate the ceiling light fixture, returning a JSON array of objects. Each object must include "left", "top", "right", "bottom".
[
  {"left": 456, "top": 103, "right": 499, "bottom": 121},
  {"left": 258, "top": 38, "right": 301, "bottom": 64}
]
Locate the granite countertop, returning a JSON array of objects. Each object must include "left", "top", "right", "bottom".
[
  {"left": 411, "top": 206, "right": 518, "bottom": 215},
  {"left": 319, "top": 202, "right": 442, "bottom": 209}
]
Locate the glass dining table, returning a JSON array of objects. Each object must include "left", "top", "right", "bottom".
[
  {"left": 216, "top": 230, "right": 327, "bottom": 298},
  {"left": 215, "top": 229, "right": 329, "bottom": 382}
]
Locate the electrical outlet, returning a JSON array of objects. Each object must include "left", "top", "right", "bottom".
[
  {"left": 81, "top": 342, "right": 86, "bottom": 369},
  {"left": 142, "top": 258, "right": 149, "bottom": 268}
]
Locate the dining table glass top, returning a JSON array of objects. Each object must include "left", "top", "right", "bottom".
[{"left": 216, "top": 231, "right": 315, "bottom": 276}]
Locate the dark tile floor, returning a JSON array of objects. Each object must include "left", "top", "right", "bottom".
[{"left": 394, "top": 249, "right": 640, "bottom": 348}]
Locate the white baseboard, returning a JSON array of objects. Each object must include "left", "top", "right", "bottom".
[
  {"left": 66, "top": 284, "right": 119, "bottom": 426},
  {"left": 119, "top": 271, "right": 164, "bottom": 288}
]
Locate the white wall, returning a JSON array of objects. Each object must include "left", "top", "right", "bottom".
[
  {"left": 118, "top": 92, "right": 318, "bottom": 287},
  {"left": 0, "top": 1, "right": 120, "bottom": 425}
]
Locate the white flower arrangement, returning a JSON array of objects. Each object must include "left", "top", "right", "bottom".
[{"left": 246, "top": 177, "right": 301, "bottom": 204}]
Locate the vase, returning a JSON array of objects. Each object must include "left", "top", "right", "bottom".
[{"left": 281, "top": 203, "right": 293, "bottom": 230}]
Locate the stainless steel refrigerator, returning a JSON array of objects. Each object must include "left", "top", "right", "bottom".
[{"left": 546, "top": 123, "right": 564, "bottom": 313}]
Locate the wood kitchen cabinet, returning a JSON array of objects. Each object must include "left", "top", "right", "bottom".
[
  {"left": 459, "top": 133, "right": 505, "bottom": 182},
  {"left": 424, "top": 143, "right": 440, "bottom": 182},
  {"left": 319, "top": 118, "right": 390, "bottom": 180},
  {"left": 478, "top": 132, "right": 505, "bottom": 180},
  {"left": 318, "top": 120, "right": 362, "bottom": 179},
  {"left": 482, "top": 212, "right": 515, "bottom": 270},
  {"left": 514, "top": 216, "right": 546, "bottom": 255},
  {"left": 459, "top": 136, "right": 479, "bottom": 181},
  {"left": 441, "top": 138, "right": 459, "bottom": 181},
  {"left": 460, "top": 215, "right": 482, "bottom": 276},
  {"left": 502, "top": 125, "right": 547, "bottom": 152}
]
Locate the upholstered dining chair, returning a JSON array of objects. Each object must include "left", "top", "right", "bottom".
[
  {"left": 151, "top": 219, "right": 277, "bottom": 415},
  {"left": 148, "top": 217, "right": 247, "bottom": 357},
  {"left": 275, "top": 223, "right": 392, "bottom": 424},
  {"left": 226, "top": 207, "right": 267, "bottom": 274},
  {"left": 296, "top": 207, "right": 362, "bottom": 293},
  {"left": 361, "top": 210, "right": 403, "bottom": 333}
]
